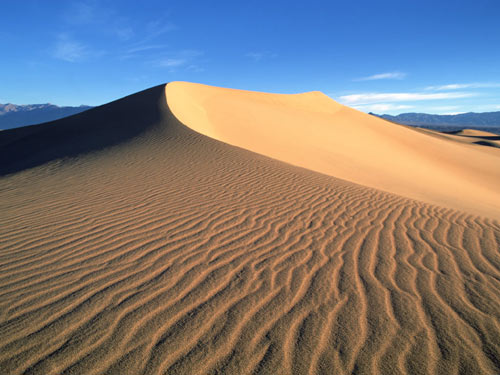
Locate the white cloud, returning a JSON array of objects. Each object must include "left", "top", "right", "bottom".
[
  {"left": 425, "top": 106, "right": 460, "bottom": 112},
  {"left": 426, "top": 104, "right": 500, "bottom": 113},
  {"left": 425, "top": 82, "right": 500, "bottom": 90},
  {"left": 426, "top": 84, "right": 472, "bottom": 90},
  {"left": 53, "top": 34, "right": 88, "bottom": 62},
  {"left": 355, "top": 71, "right": 406, "bottom": 81},
  {"left": 339, "top": 91, "right": 476, "bottom": 105},
  {"left": 352, "top": 103, "right": 413, "bottom": 113}
]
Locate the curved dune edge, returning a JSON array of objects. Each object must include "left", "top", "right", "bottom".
[
  {"left": 166, "top": 81, "right": 500, "bottom": 219},
  {"left": 456, "top": 129, "right": 500, "bottom": 137}
]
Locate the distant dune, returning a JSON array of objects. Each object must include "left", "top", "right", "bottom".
[{"left": 1, "top": 82, "right": 499, "bottom": 375}]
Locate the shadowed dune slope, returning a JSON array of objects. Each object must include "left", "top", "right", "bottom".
[
  {"left": 0, "top": 85, "right": 167, "bottom": 176},
  {"left": 166, "top": 82, "right": 500, "bottom": 219},
  {"left": 0, "top": 83, "right": 500, "bottom": 375}
]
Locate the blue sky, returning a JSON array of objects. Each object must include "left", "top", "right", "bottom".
[{"left": 1, "top": 0, "right": 499, "bottom": 114}]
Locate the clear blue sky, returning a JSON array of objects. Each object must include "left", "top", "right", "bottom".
[{"left": 1, "top": 0, "right": 499, "bottom": 114}]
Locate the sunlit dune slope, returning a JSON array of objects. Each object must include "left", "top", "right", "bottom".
[{"left": 167, "top": 82, "right": 500, "bottom": 218}]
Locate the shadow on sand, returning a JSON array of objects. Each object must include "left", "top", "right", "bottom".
[{"left": 0, "top": 84, "right": 167, "bottom": 176}]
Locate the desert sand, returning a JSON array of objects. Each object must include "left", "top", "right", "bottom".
[
  {"left": 416, "top": 127, "right": 500, "bottom": 150},
  {"left": 0, "top": 82, "right": 499, "bottom": 374}
]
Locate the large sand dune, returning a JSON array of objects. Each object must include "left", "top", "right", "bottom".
[
  {"left": 167, "top": 82, "right": 500, "bottom": 218},
  {"left": 0, "top": 83, "right": 499, "bottom": 374}
]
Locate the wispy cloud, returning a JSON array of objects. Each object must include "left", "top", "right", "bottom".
[
  {"left": 120, "top": 44, "right": 168, "bottom": 60},
  {"left": 245, "top": 51, "right": 277, "bottom": 62},
  {"left": 159, "top": 58, "right": 186, "bottom": 68},
  {"left": 355, "top": 71, "right": 406, "bottom": 81},
  {"left": 63, "top": 1, "right": 136, "bottom": 41},
  {"left": 186, "top": 65, "right": 205, "bottom": 73},
  {"left": 144, "top": 20, "right": 177, "bottom": 41},
  {"left": 352, "top": 104, "right": 413, "bottom": 113},
  {"left": 425, "top": 82, "right": 500, "bottom": 90},
  {"left": 155, "top": 50, "right": 204, "bottom": 72},
  {"left": 119, "top": 20, "right": 176, "bottom": 59},
  {"left": 426, "top": 105, "right": 461, "bottom": 112},
  {"left": 127, "top": 44, "right": 167, "bottom": 54},
  {"left": 426, "top": 104, "right": 500, "bottom": 114},
  {"left": 115, "top": 26, "right": 134, "bottom": 41},
  {"left": 339, "top": 91, "right": 476, "bottom": 105},
  {"left": 56, "top": 2, "right": 180, "bottom": 63},
  {"left": 53, "top": 34, "right": 88, "bottom": 62},
  {"left": 246, "top": 52, "right": 264, "bottom": 62}
]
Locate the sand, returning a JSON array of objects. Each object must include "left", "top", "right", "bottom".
[
  {"left": 0, "top": 83, "right": 499, "bottom": 375},
  {"left": 166, "top": 82, "right": 500, "bottom": 218},
  {"left": 416, "top": 127, "right": 500, "bottom": 150}
]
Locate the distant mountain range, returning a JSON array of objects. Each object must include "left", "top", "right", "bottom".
[
  {"left": 0, "top": 103, "right": 92, "bottom": 130},
  {"left": 371, "top": 111, "right": 500, "bottom": 127}
]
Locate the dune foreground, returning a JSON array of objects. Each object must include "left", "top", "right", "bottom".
[{"left": 0, "top": 83, "right": 500, "bottom": 375}]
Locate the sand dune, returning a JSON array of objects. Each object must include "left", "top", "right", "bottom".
[
  {"left": 416, "top": 127, "right": 500, "bottom": 150},
  {"left": 167, "top": 82, "right": 500, "bottom": 218},
  {"left": 0, "top": 83, "right": 499, "bottom": 375},
  {"left": 454, "top": 129, "right": 500, "bottom": 137}
]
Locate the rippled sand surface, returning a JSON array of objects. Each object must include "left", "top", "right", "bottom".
[{"left": 1, "top": 84, "right": 499, "bottom": 374}]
